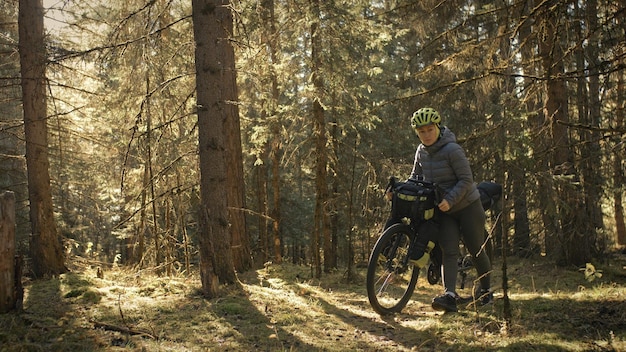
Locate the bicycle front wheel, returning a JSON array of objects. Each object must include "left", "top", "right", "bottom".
[{"left": 366, "top": 224, "right": 418, "bottom": 315}]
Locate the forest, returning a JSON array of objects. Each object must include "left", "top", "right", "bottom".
[{"left": 0, "top": 0, "right": 625, "bottom": 350}]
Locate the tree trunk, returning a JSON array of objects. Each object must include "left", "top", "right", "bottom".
[
  {"left": 0, "top": 192, "right": 17, "bottom": 313},
  {"left": 510, "top": 0, "right": 532, "bottom": 256},
  {"left": 259, "top": 0, "right": 282, "bottom": 265},
  {"left": 326, "top": 112, "right": 338, "bottom": 272},
  {"left": 226, "top": 74, "right": 251, "bottom": 273},
  {"left": 345, "top": 135, "right": 358, "bottom": 282},
  {"left": 19, "top": 0, "right": 67, "bottom": 278},
  {"left": 614, "top": 39, "right": 626, "bottom": 246},
  {"left": 192, "top": 0, "right": 237, "bottom": 297},
  {"left": 521, "top": 0, "right": 556, "bottom": 256},
  {"left": 270, "top": 137, "right": 282, "bottom": 264},
  {"left": 256, "top": 159, "right": 270, "bottom": 263},
  {"left": 577, "top": 0, "right": 604, "bottom": 250},
  {"left": 223, "top": 38, "right": 250, "bottom": 272},
  {"left": 310, "top": 0, "right": 327, "bottom": 278},
  {"left": 539, "top": 1, "right": 590, "bottom": 266},
  {"left": 261, "top": 0, "right": 283, "bottom": 265}
]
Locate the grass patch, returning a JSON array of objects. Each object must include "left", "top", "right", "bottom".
[{"left": 0, "top": 254, "right": 624, "bottom": 351}]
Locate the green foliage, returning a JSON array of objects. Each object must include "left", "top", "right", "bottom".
[{"left": 4, "top": 0, "right": 622, "bottom": 271}]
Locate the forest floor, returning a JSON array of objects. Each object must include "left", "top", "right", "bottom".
[{"left": 1, "top": 253, "right": 626, "bottom": 352}]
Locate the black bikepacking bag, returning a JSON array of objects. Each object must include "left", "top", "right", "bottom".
[
  {"left": 477, "top": 181, "right": 502, "bottom": 210},
  {"left": 391, "top": 180, "right": 437, "bottom": 223}
]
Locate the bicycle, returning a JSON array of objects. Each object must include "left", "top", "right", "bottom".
[{"left": 366, "top": 178, "right": 500, "bottom": 315}]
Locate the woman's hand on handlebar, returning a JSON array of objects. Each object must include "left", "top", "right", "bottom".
[{"left": 438, "top": 199, "right": 451, "bottom": 212}]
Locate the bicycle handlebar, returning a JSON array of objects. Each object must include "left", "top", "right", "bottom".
[{"left": 387, "top": 176, "right": 442, "bottom": 204}]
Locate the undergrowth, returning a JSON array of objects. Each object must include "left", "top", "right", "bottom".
[{"left": 0, "top": 254, "right": 624, "bottom": 351}]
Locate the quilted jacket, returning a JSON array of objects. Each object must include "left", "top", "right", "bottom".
[{"left": 410, "top": 127, "right": 480, "bottom": 214}]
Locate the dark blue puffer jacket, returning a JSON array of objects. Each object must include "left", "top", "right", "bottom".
[{"left": 410, "top": 127, "right": 480, "bottom": 214}]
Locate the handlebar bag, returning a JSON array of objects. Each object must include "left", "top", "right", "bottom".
[{"left": 391, "top": 181, "right": 437, "bottom": 223}]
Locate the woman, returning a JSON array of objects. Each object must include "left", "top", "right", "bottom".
[{"left": 409, "top": 107, "right": 492, "bottom": 312}]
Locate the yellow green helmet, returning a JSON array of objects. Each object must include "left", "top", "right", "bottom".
[{"left": 410, "top": 107, "right": 441, "bottom": 128}]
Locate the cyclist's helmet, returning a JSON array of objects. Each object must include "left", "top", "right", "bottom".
[{"left": 410, "top": 107, "right": 441, "bottom": 129}]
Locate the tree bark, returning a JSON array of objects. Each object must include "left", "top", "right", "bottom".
[
  {"left": 0, "top": 192, "right": 17, "bottom": 313},
  {"left": 575, "top": 0, "right": 604, "bottom": 253},
  {"left": 614, "top": 35, "right": 626, "bottom": 246},
  {"left": 510, "top": 0, "right": 532, "bottom": 256},
  {"left": 539, "top": 1, "right": 590, "bottom": 266},
  {"left": 192, "top": 0, "right": 237, "bottom": 297},
  {"left": 310, "top": 0, "right": 327, "bottom": 278},
  {"left": 19, "top": 0, "right": 67, "bottom": 278},
  {"left": 259, "top": 0, "right": 283, "bottom": 265},
  {"left": 224, "top": 58, "right": 251, "bottom": 273},
  {"left": 256, "top": 158, "right": 270, "bottom": 263}
]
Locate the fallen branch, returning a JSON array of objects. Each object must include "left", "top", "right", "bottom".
[{"left": 90, "top": 320, "right": 158, "bottom": 340}]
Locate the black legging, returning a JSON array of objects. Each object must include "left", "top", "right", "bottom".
[{"left": 438, "top": 199, "right": 491, "bottom": 294}]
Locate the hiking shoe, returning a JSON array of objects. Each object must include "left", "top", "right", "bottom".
[{"left": 431, "top": 292, "right": 458, "bottom": 312}]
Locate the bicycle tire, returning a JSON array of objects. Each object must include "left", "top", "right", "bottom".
[{"left": 366, "top": 224, "right": 419, "bottom": 315}]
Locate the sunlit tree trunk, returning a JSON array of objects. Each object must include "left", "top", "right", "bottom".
[
  {"left": 225, "top": 64, "right": 251, "bottom": 273},
  {"left": 19, "top": 0, "right": 67, "bottom": 278},
  {"left": 192, "top": 0, "right": 237, "bottom": 297}
]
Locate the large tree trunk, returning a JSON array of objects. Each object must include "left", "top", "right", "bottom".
[
  {"left": 225, "top": 54, "right": 251, "bottom": 274},
  {"left": 19, "top": 0, "right": 67, "bottom": 278},
  {"left": 192, "top": 0, "right": 237, "bottom": 297},
  {"left": 221, "top": 20, "right": 250, "bottom": 272}
]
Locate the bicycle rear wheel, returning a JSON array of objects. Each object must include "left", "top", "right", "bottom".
[{"left": 366, "top": 224, "right": 418, "bottom": 315}]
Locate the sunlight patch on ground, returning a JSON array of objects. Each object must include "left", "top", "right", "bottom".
[{"left": 7, "top": 257, "right": 625, "bottom": 351}]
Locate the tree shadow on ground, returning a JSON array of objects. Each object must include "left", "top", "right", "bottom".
[
  {"left": 302, "top": 266, "right": 625, "bottom": 351},
  {"left": 201, "top": 285, "right": 319, "bottom": 351},
  {"left": 0, "top": 273, "right": 104, "bottom": 351},
  {"left": 509, "top": 296, "right": 626, "bottom": 341}
]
